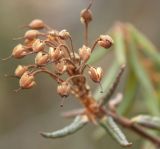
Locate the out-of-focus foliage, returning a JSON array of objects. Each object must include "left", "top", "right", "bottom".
[
  {"left": 0, "top": 1, "right": 160, "bottom": 149},
  {"left": 91, "top": 23, "right": 160, "bottom": 149}
]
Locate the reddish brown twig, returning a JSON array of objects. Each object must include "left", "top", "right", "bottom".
[{"left": 105, "top": 110, "right": 160, "bottom": 146}]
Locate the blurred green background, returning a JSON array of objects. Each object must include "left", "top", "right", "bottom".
[{"left": 0, "top": 0, "right": 160, "bottom": 149}]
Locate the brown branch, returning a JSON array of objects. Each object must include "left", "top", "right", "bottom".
[
  {"left": 105, "top": 110, "right": 160, "bottom": 147},
  {"left": 131, "top": 125, "right": 160, "bottom": 147},
  {"left": 108, "top": 93, "right": 123, "bottom": 112},
  {"left": 100, "top": 64, "right": 125, "bottom": 106}
]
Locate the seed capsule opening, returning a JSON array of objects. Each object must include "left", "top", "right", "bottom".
[
  {"left": 88, "top": 67, "right": 103, "bottom": 83},
  {"left": 98, "top": 35, "right": 114, "bottom": 49},
  {"left": 57, "top": 82, "right": 71, "bottom": 97}
]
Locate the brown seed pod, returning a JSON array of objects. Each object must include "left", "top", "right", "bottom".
[
  {"left": 79, "top": 45, "right": 91, "bottom": 62},
  {"left": 24, "top": 30, "right": 40, "bottom": 40},
  {"left": 49, "top": 47, "right": 64, "bottom": 61},
  {"left": 48, "top": 30, "right": 59, "bottom": 37},
  {"left": 12, "top": 44, "right": 28, "bottom": 59},
  {"left": 14, "top": 65, "right": 28, "bottom": 77},
  {"left": 19, "top": 72, "right": 36, "bottom": 89},
  {"left": 66, "top": 63, "right": 75, "bottom": 76},
  {"left": 35, "top": 52, "right": 49, "bottom": 66},
  {"left": 70, "top": 52, "right": 80, "bottom": 64},
  {"left": 88, "top": 67, "right": 103, "bottom": 83},
  {"left": 57, "top": 82, "right": 71, "bottom": 97},
  {"left": 80, "top": 9, "right": 92, "bottom": 24},
  {"left": 98, "top": 35, "right": 114, "bottom": 49},
  {"left": 24, "top": 39, "right": 36, "bottom": 46},
  {"left": 59, "top": 29, "right": 70, "bottom": 40},
  {"left": 32, "top": 39, "right": 45, "bottom": 52},
  {"left": 55, "top": 61, "right": 67, "bottom": 74},
  {"left": 28, "top": 19, "right": 45, "bottom": 30}
]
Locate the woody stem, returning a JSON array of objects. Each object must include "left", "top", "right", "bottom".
[{"left": 105, "top": 110, "right": 160, "bottom": 146}]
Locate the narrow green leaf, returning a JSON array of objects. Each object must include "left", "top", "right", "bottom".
[
  {"left": 128, "top": 24, "right": 160, "bottom": 149},
  {"left": 131, "top": 115, "right": 160, "bottom": 130},
  {"left": 127, "top": 26, "right": 159, "bottom": 115},
  {"left": 100, "top": 64, "right": 125, "bottom": 106},
  {"left": 93, "top": 25, "right": 126, "bottom": 101},
  {"left": 88, "top": 47, "right": 112, "bottom": 64},
  {"left": 41, "top": 116, "right": 88, "bottom": 139},
  {"left": 142, "top": 141, "right": 157, "bottom": 149},
  {"left": 129, "top": 24, "right": 160, "bottom": 68},
  {"left": 113, "top": 25, "right": 126, "bottom": 65},
  {"left": 99, "top": 116, "right": 132, "bottom": 147},
  {"left": 118, "top": 70, "right": 138, "bottom": 115}
]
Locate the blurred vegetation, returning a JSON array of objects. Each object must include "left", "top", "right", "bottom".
[
  {"left": 0, "top": 0, "right": 160, "bottom": 149},
  {"left": 91, "top": 22, "right": 160, "bottom": 149}
]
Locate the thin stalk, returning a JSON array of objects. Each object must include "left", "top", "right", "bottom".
[
  {"left": 69, "top": 36, "right": 76, "bottom": 60},
  {"left": 32, "top": 69, "right": 64, "bottom": 83},
  {"left": 84, "top": 22, "right": 89, "bottom": 46}
]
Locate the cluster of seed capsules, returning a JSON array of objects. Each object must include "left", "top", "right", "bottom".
[{"left": 5, "top": 8, "right": 113, "bottom": 105}]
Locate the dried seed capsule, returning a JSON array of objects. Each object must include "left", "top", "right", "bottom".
[
  {"left": 12, "top": 44, "right": 28, "bottom": 59},
  {"left": 19, "top": 72, "right": 36, "bottom": 89},
  {"left": 80, "top": 9, "right": 92, "bottom": 24},
  {"left": 14, "top": 65, "right": 28, "bottom": 77},
  {"left": 24, "top": 39, "right": 35, "bottom": 46},
  {"left": 70, "top": 52, "right": 80, "bottom": 64},
  {"left": 49, "top": 47, "right": 63, "bottom": 61},
  {"left": 79, "top": 45, "right": 91, "bottom": 62},
  {"left": 32, "top": 39, "right": 45, "bottom": 52},
  {"left": 66, "top": 64, "right": 75, "bottom": 76},
  {"left": 35, "top": 52, "right": 49, "bottom": 66},
  {"left": 98, "top": 35, "right": 114, "bottom": 49},
  {"left": 55, "top": 62, "right": 67, "bottom": 74},
  {"left": 28, "top": 19, "right": 45, "bottom": 30},
  {"left": 57, "top": 82, "right": 71, "bottom": 97},
  {"left": 59, "top": 29, "right": 70, "bottom": 40},
  {"left": 88, "top": 67, "right": 103, "bottom": 83},
  {"left": 24, "top": 30, "right": 40, "bottom": 40},
  {"left": 48, "top": 30, "right": 59, "bottom": 37}
]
